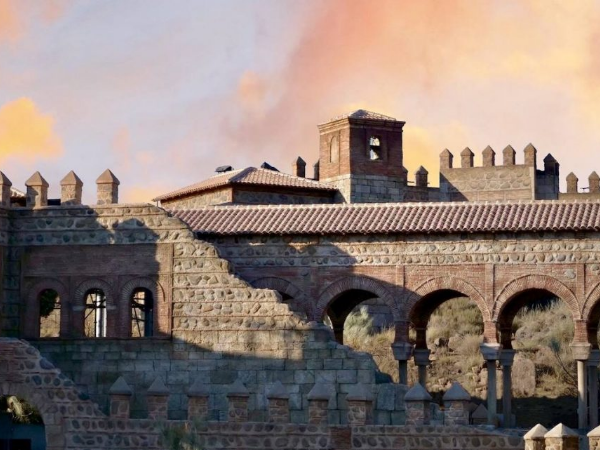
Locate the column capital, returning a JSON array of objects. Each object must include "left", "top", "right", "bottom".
[
  {"left": 392, "top": 341, "right": 414, "bottom": 360},
  {"left": 413, "top": 348, "right": 431, "bottom": 365},
  {"left": 480, "top": 343, "right": 502, "bottom": 361},
  {"left": 570, "top": 342, "right": 592, "bottom": 361},
  {"left": 499, "top": 349, "right": 516, "bottom": 366},
  {"left": 588, "top": 349, "right": 600, "bottom": 366}
]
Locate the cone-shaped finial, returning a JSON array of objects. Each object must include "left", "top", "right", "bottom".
[
  {"left": 503, "top": 145, "right": 516, "bottom": 165},
  {"left": 442, "top": 381, "right": 471, "bottom": 401},
  {"left": 96, "top": 169, "right": 120, "bottom": 185},
  {"left": 109, "top": 376, "right": 133, "bottom": 395},
  {"left": 404, "top": 383, "right": 432, "bottom": 401},
  {"left": 60, "top": 170, "right": 83, "bottom": 186},
  {"left": 482, "top": 145, "right": 495, "bottom": 167},
  {"left": 524, "top": 424, "right": 548, "bottom": 439},
  {"left": 25, "top": 171, "right": 49, "bottom": 187},
  {"left": 147, "top": 377, "right": 169, "bottom": 396}
]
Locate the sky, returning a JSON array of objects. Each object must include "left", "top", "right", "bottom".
[{"left": 1, "top": 0, "right": 600, "bottom": 203}]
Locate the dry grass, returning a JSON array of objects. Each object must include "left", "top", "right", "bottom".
[{"left": 343, "top": 298, "right": 578, "bottom": 399}]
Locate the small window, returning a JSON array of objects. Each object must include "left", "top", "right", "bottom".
[
  {"left": 84, "top": 289, "right": 107, "bottom": 337},
  {"left": 369, "top": 136, "right": 382, "bottom": 160},
  {"left": 131, "top": 288, "right": 154, "bottom": 337},
  {"left": 39, "top": 289, "right": 60, "bottom": 338},
  {"left": 330, "top": 136, "right": 339, "bottom": 163}
]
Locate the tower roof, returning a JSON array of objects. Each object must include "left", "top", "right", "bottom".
[{"left": 328, "top": 109, "right": 397, "bottom": 122}]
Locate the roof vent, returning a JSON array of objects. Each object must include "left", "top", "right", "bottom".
[
  {"left": 261, "top": 162, "right": 279, "bottom": 172},
  {"left": 215, "top": 165, "right": 233, "bottom": 173}
]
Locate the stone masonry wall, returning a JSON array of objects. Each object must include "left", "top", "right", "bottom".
[
  {"left": 440, "top": 165, "right": 535, "bottom": 201},
  {"left": 160, "top": 187, "right": 233, "bottom": 209},
  {"left": 3, "top": 204, "right": 406, "bottom": 425}
]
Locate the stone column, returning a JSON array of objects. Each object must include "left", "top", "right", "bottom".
[
  {"left": 307, "top": 383, "right": 333, "bottom": 425},
  {"left": 25, "top": 171, "right": 49, "bottom": 208},
  {"left": 109, "top": 376, "right": 133, "bottom": 419},
  {"left": 571, "top": 342, "right": 591, "bottom": 430},
  {"left": 442, "top": 382, "right": 471, "bottom": 426},
  {"left": 413, "top": 349, "right": 430, "bottom": 387},
  {"left": 523, "top": 424, "right": 548, "bottom": 450},
  {"left": 589, "top": 349, "right": 600, "bottom": 429},
  {"left": 266, "top": 381, "right": 290, "bottom": 423},
  {"left": 392, "top": 342, "right": 413, "bottom": 385},
  {"left": 60, "top": 170, "right": 83, "bottom": 205},
  {"left": 187, "top": 379, "right": 209, "bottom": 421},
  {"left": 346, "top": 383, "right": 374, "bottom": 426},
  {"left": 147, "top": 378, "right": 170, "bottom": 420},
  {"left": 96, "top": 169, "right": 120, "bottom": 205},
  {"left": 226, "top": 380, "right": 249, "bottom": 422},
  {"left": 480, "top": 343, "right": 501, "bottom": 426},
  {"left": 404, "top": 383, "right": 432, "bottom": 426},
  {"left": 544, "top": 423, "right": 579, "bottom": 450},
  {"left": 500, "top": 349, "right": 515, "bottom": 428},
  {"left": 0, "top": 171, "right": 12, "bottom": 207}
]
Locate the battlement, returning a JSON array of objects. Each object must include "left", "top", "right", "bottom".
[
  {"left": 559, "top": 171, "right": 600, "bottom": 200},
  {"left": 0, "top": 169, "right": 121, "bottom": 208},
  {"left": 439, "top": 144, "right": 559, "bottom": 201}
]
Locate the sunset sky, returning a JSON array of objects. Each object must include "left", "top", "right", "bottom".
[{"left": 1, "top": 0, "right": 600, "bottom": 203}]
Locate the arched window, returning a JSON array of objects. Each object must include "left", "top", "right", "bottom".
[
  {"left": 39, "top": 289, "right": 60, "bottom": 338},
  {"left": 131, "top": 288, "right": 154, "bottom": 337},
  {"left": 369, "top": 136, "right": 382, "bottom": 160},
  {"left": 84, "top": 289, "right": 107, "bottom": 338},
  {"left": 330, "top": 135, "right": 339, "bottom": 163}
]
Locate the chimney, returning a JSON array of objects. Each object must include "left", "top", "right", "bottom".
[
  {"left": 292, "top": 157, "right": 306, "bottom": 178},
  {"left": 60, "top": 171, "right": 83, "bottom": 205},
  {"left": 439, "top": 149, "right": 453, "bottom": 170},
  {"left": 96, "top": 169, "right": 120, "bottom": 205},
  {"left": 524, "top": 143, "right": 537, "bottom": 169},
  {"left": 482, "top": 146, "right": 495, "bottom": 167},
  {"left": 543, "top": 154, "right": 559, "bottom": 176},
  {"left": 25, "top": 171, "right": 49, "bottom": 208},
  {"left": 313, "top": 161, "right": 320, "bottom": 181},
  {"left": 503, "top": 145, "right": 516, "bottom": 166},
  {"left": 415, "top": 166, "right": 428, "bottom": 187},
  {"left": 590, "top": 172, "right": 600, "bottom": 194},
  {"left": 0, "top": 172, "right": 12, "bottom": 207},
  {"left": 460, "top": 147, "right": 474, "bottom": 168},
  {"left": 566, "top": 172, "right": 578, "bottom": 193}
]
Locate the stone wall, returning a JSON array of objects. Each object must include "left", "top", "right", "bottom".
[
  {"left": 160, "top": 188, "right": 233, "bottom": 209},
  {"left": 323, "top": 174, "right": 407, "bottom": 203},
  {"left": 2, "top": 204, "right": 407, "bottom": 425},
  {"left": 233, "top": 188, "right": 334, "bottom": 205},
  {"left": 440, "top": 165, "right": 535, "bottom": 201}
]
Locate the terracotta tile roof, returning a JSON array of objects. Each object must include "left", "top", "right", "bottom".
[
  {"left": 170, "top": 200, "right": 600, "bottom": 236},
  {"left": 154, "top": 167, "right": 337, "bottom": 201}
]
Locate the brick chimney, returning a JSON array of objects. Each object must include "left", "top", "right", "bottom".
[{"left": 292, "top": 157, "right": 306, "bottom": 178}]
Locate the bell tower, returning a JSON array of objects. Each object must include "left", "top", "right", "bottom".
[{"left": 317, "top": 109, "right": 407, "bottom": 203}]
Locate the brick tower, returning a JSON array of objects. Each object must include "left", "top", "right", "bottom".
[{"left": 317, "top": 109, "right": 407, "bottom": 203}]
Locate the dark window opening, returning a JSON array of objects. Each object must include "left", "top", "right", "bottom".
[
  {"left": 369, "top": 136, "right": 382, "bottom": 160},
  {"left": 38, "top": 289, "right": 60, "bottom": 338},
  {"left": 84, "top": 289, "right": 107, "bottom": 338},
  {"left": 131, "top": 288, "right": 154, "bottom": 337}
]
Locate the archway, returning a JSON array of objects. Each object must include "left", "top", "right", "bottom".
[
  {"left": 495, "top": 278, "right": 579, "bottom": 429},
  {"left": 408, "top": 285, "right": 486, "bottom": 397}
]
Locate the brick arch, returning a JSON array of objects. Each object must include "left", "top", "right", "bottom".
[
  {"left": 23, "top": 278, "right": 69, "bottom": 338},
  {"left": 0, "top": 338, "right": 104, "bottom": 450},
  {"left": 582, "top": 282, "right": 600, "bottom": 323},
  {"left": 74, "top": 278, "right": 114, "bottom": 307},
  {"left": 407, "top": 276, "right": 490, "bottom": 323},
  {"left": 314, "top": 275, "right": 399, "bottom": 323},
  {"left": 493, "top": 274, "right": 580, "bottom": 321},
  {"left": 251, "top": 277, "right": 303, "bottom": 300},
  {"left": 120, "top": 277, "right": 164, "bottom": 306},
  {"left": 119, "top": 277, "right": 164, "bottom": 337}
]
